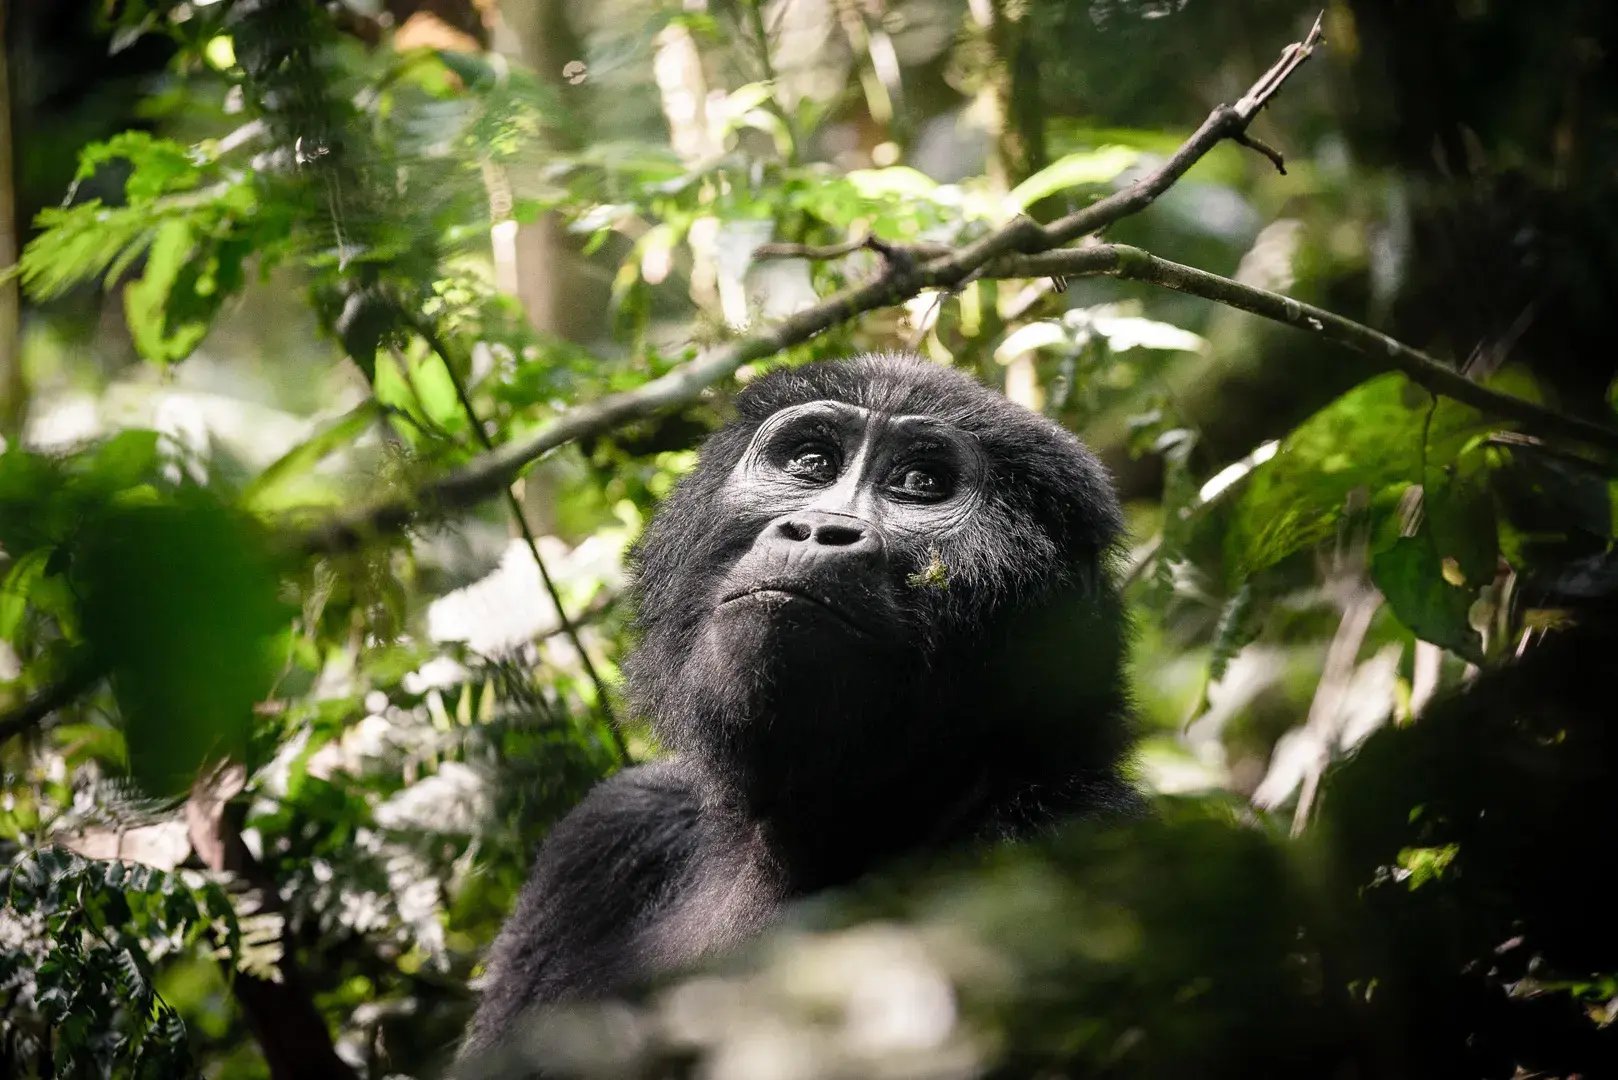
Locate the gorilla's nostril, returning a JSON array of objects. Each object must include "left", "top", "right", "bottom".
[
  {"left": 813, "top": 522, "right": 864, "bottom": 546},
  {"left": 778, "top": 519, "right": 812, "bottom": 542}
]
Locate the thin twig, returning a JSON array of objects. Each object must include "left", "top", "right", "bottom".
[
  {"left": 1232, "top": 130, "right": 1288, "bottom": 175},
  {"left": 0, "top": 660, "right": 98, "bottom": 743},
  {"left": 753, "top": 235, "right": 953, "bottom": 262},
  {"left": 1287, "top": 587, "right": 1380, "bottom": 836},
  {"left": 411, "top": 317, "right": 629, "bottom": 762},
  {"left": 1233, "top": 12, "right": 1327, "bottom": 122},
  {"left": 752, "top": 236, "right": 873, "bottom": 260}
]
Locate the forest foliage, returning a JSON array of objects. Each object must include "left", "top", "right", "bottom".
[{"left": 2, "top": 1, "right": 1617, "bottom": 1076}]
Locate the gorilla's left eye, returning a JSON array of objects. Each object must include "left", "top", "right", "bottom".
[{"left": 893, "top": 467, "right": 951, "bottom": 500}]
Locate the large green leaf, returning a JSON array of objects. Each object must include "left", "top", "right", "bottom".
[
  {"left": 76, "top": 496, "right": 287, "bottom": 795},
  {"left": 1226, "top": 375, "right": 1494, "bottom": 580}
]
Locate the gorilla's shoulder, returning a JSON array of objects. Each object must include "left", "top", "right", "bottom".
[{"left": 548, "top": 759, "right": 705, "bottom": 856}]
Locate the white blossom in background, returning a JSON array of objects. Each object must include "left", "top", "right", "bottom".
[
  {"left": 751, "top": 257, "right": 821, "bottom": 322},
  {"left": 425, "top": 532, "right": 628, "bottom": 656},
  {"left": 372, "top": 761, "right": 490, "bottom": 836},
  {"left": 22, "top": 392, "right": 100, "bottom": 447},
  {"left": 153, "top": 392, "right": 212, "bottom": 483},
  {"left": 1234, "top": 218, "right": 1304, "bottom": 292}
]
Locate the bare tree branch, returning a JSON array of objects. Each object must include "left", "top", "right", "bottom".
[
  {"left": 11, "top": 14, "right": 1476, "bottom": 740},
  {"left": 985, "top": 245, "right": 1618, "bottom": 454},
  {"left": 1233, "top": 12, "right": 1327, "bottom": 122},
  {"left": 298, "top": 16, "right": 1334, "bottom": 552},
  {"left": 186, "top": 765, "right": 357, "bottom": 1080}
]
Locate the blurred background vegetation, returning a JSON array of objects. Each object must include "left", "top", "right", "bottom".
[{"left": 1, "top": 1, "right": 1616, "bottom": 1076}]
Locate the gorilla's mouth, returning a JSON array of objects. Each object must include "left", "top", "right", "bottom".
[{"left": 719, "top": 583, "right": 871, "bottom": 636}]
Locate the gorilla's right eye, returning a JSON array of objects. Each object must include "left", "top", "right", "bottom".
[{"left": 784, "top": 448, "right": 837, "bottom": 482}]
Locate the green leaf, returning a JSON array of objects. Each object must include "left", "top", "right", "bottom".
[
  {"left": 123, "top": 220, "right": 198, "bottom": 362},
  {"left": 14, "top": 202, "right": 152, "bottom": 300},
  {"left": 1207, "top": 582, "right": 1256, "bottom": 683},
  {"left": 1371, "top": 533, "right": 1482, "bottom": 661},
  {"left": 76, "top": 495, "right": 288, "bottom": 795},
  {"left": 844, "top": 166, "right": 939, "bottom": 199},
  {"left": 1008, "top": 146, "right": 1141, "bottom": 210},
  {"left": 411, "top": 347, "right": 467, "bottom": 434},
  {"left": 73, "top": 133, "right": 201, "bottom": 203},
  {"left": 1226, "top": 375, "right": 1493, "bottom": 580},
  {"left": 0, "top": 548, "right": 51, "bottom": 641},
  {"left": 12, "top": 134, "right": 216, "bottom": 304},
  {"left": 124, "top": 219, "right": 226, "bottom": 365},
  {"left": 241, "top": 401, "right": 381, "bottom": 513},
  {"left": 1424, "top": 443, "right": 1498, "bottom": 588},
  {"left": 1395, "top": 843, "right": 1460, "bottom": 890},
  {"left": 77, "top": 430, "right": 163, "bottom": 494}
]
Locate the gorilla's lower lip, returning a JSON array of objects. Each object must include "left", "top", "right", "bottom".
[{"left": 719, "top": 585, "right": 870, "bottom": 635}]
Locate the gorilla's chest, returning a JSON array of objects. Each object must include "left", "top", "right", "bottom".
[{"left": 634, "top": 818, "right": 786, "bottom": 972}]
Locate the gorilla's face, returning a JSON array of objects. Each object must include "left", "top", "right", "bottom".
[
  {"left": 709, "top": 399, "right": 985, "bottom": 658},
  {"left": 648, "top": 402, "right": 982, "bottom": 795},
  {"left": 626, "top": 355, "right": 1126, "bottom": 807}
]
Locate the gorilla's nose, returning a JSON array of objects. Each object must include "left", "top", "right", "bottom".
[{"left": 764, "top": 511, "right": 882, "bottom": 560}]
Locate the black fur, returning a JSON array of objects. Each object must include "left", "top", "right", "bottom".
[{"left": 461, "top": 353, "right": 1137, "bottom": 1057}]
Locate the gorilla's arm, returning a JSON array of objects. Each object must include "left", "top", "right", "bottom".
[{"left": 459, "top": 761, "right": 707, "bottom": 1057}]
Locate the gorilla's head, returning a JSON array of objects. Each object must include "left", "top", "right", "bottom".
[{"left": 626, "top": 354, "right": 1130, "bottom": 819}]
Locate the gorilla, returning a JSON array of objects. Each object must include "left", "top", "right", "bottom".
[{"left": 461, "top": 353, "right": 1137, "bottom": 1056}]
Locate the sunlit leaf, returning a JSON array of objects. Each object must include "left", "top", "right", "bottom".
[
  {"left": 411, "top": 347, "right": 468, "bottom": 433},
  {"left": 845, "top": 166, "right": 939, "bottom": 199},
  {"left": 1371, "top": 532, "right": 1482, "bottom": 661},
  {"left": 13, "top": 202, "right": 152, "bottom": 300},
  {"left": 1007, "top": 146, "right": 1140, "bottom": 210},
  {"left": 72, "top": 132, "right": 201, "bottom": 202},
  {"left": 241, "top": 401, "right": 382, "bottom": 513},
  {"left": 123, "top": 220, "right": 220, "bottom": 366},
  {"left": 1081, "top": 313, "right": 1205, "bottom": 354},
  {"left": 1227, "top": 375, "right": 1494, "bottom": 580}
]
